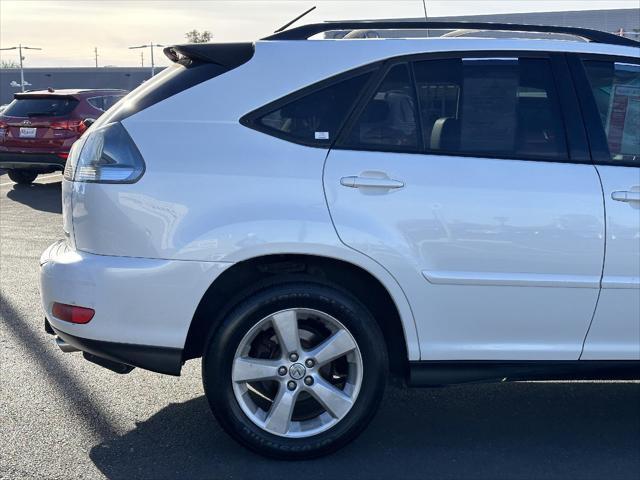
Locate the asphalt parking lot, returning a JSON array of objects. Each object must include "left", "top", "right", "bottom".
[{"left": 1, "top": 172, "right": 639, "bottom": 480}]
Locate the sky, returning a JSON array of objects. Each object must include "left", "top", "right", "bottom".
[{"left": 0, "top": 0, "right": 638, "bottom": 68}]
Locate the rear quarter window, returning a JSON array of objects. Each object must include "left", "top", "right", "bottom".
[
  {"left": 87, "top": 95, "right": 127, "bottom": 112},
  {"left": 3, "top": 97, "right": 79, "bottom": 117},
  {"left": 87, "top": 97, "right": 107, "bottom": 111},
  {"left": 242, "top": 71, "right": 374, "bottom": 147},
  {"left": 104, "top": 95, "right": 126, "bottom": 110}
]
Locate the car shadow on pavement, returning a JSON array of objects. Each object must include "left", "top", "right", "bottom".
[
  {"left": 6, "top": 182, "right": 62, "bottom": 214},
  {"left": 89, "top": 381, "right": 640, "bottom": 480},
  {"left": 0, "top": 293, "right": 119, "bottom": 441}
]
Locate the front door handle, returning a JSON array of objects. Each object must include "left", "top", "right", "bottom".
[
  {"left": 340, "top": 176, "right": 405, "bottom": 189},
  {"left": 612, "top": 190, "right": 640, "bottom": 203}
]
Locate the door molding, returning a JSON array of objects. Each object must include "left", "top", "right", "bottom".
[{"left": 422, "top": 270, "right": 601, "bottom": 288}]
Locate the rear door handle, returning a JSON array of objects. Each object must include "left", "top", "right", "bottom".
[
  {"left": 612, "top": 190, "right": 640, "bottom": 203},
  {"left": 340, "top": 176, "right": 405, "bottom": 189}
]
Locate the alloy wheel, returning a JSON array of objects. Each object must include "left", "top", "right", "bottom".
[{"left": 231, "top": 308, "right": 363, "bottom": 438}]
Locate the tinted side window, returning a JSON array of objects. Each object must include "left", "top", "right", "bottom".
[
  {"left": 254, "top": 72, "right": 372, "bottom": 146},
  {"left": 88, "top": 95, "right": 126, "bottom": 112},
  {"left": 87, "top": 97, "right": 106, "bottom": 111},
  {"left": 104, "top": 95, "right": 125, "bottom": 110},
  {"left": 583, "top": 60, "right": 640, "bottom": 163},
  {"left": 344, "top": 64, "right": 418, "bottom": 149},
  {"left": 414, "top": 57, "right": 567, "bottom": 160}
]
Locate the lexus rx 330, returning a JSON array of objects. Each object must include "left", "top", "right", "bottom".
[{"left": 39, "top": 22, "right": 640, "bottom": 458}]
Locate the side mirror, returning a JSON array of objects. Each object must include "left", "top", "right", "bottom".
[{"left": 82, "top": 118, "right": 96, "bottom": 128}]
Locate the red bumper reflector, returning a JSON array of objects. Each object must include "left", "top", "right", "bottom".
[
  {"left": 52, "top": 302, "right": 95, "bottom": 324},
  {"left": 57, "top": 152, "right": 69, "bottom": 159}
]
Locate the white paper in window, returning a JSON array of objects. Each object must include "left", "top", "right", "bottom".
[{"left": 460, "top": 67, "right": 518, "bottom": 153}]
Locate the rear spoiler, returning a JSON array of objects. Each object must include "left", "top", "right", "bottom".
[
  {"left": 163, "top": 42, "right": 254, "bottom": 68},
  {"left": 14, "top": 93, "right": 77, "bottom": 100},
  {"left": 100, "top": 43, "right": 254, "bottom": 124}
]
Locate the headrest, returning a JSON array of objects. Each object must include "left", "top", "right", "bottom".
[
  {"left": 430, "top": 117, "right": 460, "bottom": 151},
  {"left": 361, "top": 99, "right": 389, "bottom": 123}
]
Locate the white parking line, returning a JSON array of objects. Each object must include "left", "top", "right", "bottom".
[
  {"left": 38, "top": 173, "right": 63, "bottom": 182},
  {"left": 0, "top": 173, "right": 62, "bottom": 187}
]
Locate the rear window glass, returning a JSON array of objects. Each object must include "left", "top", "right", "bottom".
[
  {"left": 3, "top": 97, "right": 79, "bottom": 118},
  {"left": 254, "top": 72, "right": 372, "bottom": 146}
]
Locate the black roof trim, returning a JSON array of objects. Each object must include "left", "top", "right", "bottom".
[
  {"left": 262, "top": 21, "right": 640, "bottom": 47},
  {"left": 13, "top": 93, "right": 78, "bottom": 99},
  {"left": 163, "top": 42, "right": 255, "bottom": 67},
  {"left": 14, "top": 88, "right": 129, "bottom": 99}
]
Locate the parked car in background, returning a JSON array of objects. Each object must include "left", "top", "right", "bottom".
[
  {"left": 40, "top": 21, "right": 640, "bottom": 459},
  {"left": 0, "top": 88, "right": 127, "bottom": 184}
]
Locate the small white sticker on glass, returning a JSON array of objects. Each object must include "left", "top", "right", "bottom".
[{"left": 315, "top": 131, "right": 329, "bottom": 140}]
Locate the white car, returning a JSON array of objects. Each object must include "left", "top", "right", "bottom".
[{"left": 40, "top": 21, "right": 640, "bottom": 458}]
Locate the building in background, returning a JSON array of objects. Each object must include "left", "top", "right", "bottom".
[
  {"left": 1, "top": 8, "right": 638, "bottom": 105},
  {"left": 0, "top": 67, "right": 163, "bottom": 105}
]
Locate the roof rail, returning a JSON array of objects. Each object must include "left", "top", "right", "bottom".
[{"left": 262, "top": 21, "right": 640, "bottom": 47}]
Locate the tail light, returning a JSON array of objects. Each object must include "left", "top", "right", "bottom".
[
  {"left": 63, "top": 122, "right": 145, "bottom": 184},
  {"left": 50, "top": 119, "right": 87, "bottom": 133},
  {"left": 0, "top": 121, "right": 7, "bottom": 138}
]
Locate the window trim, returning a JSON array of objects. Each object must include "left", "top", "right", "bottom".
[
  {"left": 549, "top": 54, "right": 591, "bottom": 163},
  {"left": 567, "top": 53, "right": 640, "bottom": 168},
  {"left": 408, "top": 62, "right": 426, "bottom": 151},
  {"left": 239, "top": 63, "right": 382, "bottom": 148},
  {"left": 335, "top": 50, "right": 588, "bottom": 164}
]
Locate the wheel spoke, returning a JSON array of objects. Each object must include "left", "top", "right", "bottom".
[
  {"left": 307, "top": 329, "right": 357, "bottom": 366},
  {"left": 271, "top": 310, "right": 301, "bottom": 356},
  {"left": 232, "top": 357, "right": 282, "bottom": 383},
  {"left": 264, "top": 386, "right": 298, "bottom": 435},
  {"left": 308, "top": 377, "right": 354, "bottom": 419}
]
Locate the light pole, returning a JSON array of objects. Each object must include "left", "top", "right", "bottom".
[
  {"left": 0, "top": 44, "right": 43, "bottom": 92},
  {"left": 128, "top": 43, "right": 164, "bottom": 77}
]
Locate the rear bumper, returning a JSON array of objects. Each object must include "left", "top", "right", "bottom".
[
  {"left": 50, "top": 323, "right": 183, "bottom": 375},
  {"left": 39, "top": 240, "right": 233, "bottom": 375},
  {"left": 0, "top": 151, "right": 66, "bottom": 170}
]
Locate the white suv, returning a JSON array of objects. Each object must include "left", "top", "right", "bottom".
[{"left": 40, "top": 21, "right": 640, "bottom": 458}]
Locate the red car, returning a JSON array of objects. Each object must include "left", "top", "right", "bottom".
[{"left": 0, "top": 88, "right": 127, "bottom": 184}]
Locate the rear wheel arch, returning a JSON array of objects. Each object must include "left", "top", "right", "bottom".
[{"left": 184, "top": 253, "right": 411, "bottom": 380}]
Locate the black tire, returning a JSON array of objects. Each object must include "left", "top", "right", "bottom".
[
  {"left": 8, "top": 170, "right": 38, "bottom": 185},
  {"left": 202, "top": 282, "right": 387, "bottom": 459}
]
